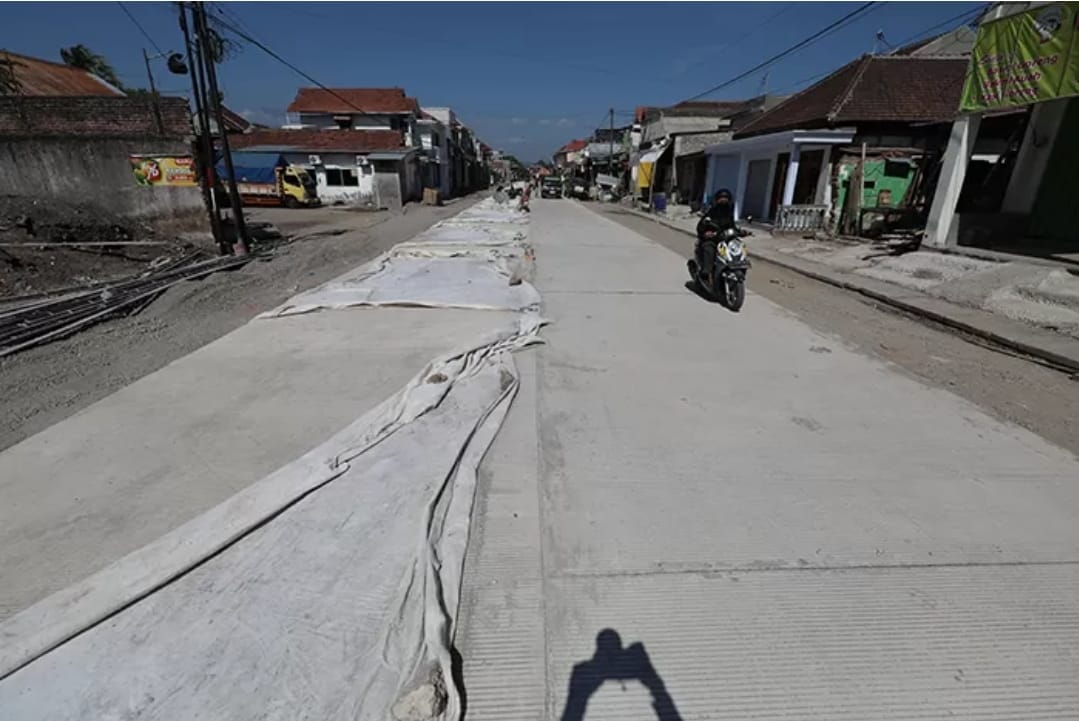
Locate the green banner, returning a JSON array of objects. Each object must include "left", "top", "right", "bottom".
[{"left": 961, "top": 3, "right": 1079, "bottom": 111}]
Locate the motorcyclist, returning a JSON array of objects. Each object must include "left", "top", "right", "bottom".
[{"left": 695, "top": 189, "right": 737, "bottom": 282}]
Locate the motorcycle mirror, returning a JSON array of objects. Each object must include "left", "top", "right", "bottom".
[{"left": 745, "top": 215, "right": 754, "bottom": 223}]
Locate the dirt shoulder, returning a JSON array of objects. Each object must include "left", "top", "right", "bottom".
[
  {"left": 596, "top": 206, "right": 1079, "bottom": 458},
  {"left": 0, "top": 200, "right": 476, "bottom": 452}
]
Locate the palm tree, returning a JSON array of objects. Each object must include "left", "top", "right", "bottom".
[{"left": 59, "top": 44, "right": 122, "bottom": 90}]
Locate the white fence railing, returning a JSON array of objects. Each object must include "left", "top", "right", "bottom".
[{"left": 775, "top": 204, "right": 829, "bottom": 234}]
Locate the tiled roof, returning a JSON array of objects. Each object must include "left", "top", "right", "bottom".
[
  {"left": 735, "top": 55, "right": 968, "bottom": 138},
  {"left": 286, "top": 87, "right": 416, "bottom": 114},
  {"left": 559, "top": 139, "right": 587, "bottom": 153},
  {"left": 230, "top": 128, "right": 405, "bottom": 152},
  {"left": 220, "top": 105, "right": 254, "bottom": 132},
  {"left": 1, "top": 50, "right": 124, "bottom": 97}
]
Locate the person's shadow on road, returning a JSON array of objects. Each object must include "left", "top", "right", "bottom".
[{"left": 559, "top": 628, "right": 683, "bottom": 721}]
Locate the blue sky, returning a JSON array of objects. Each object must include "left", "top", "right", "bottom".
[{"left": 5, "top": 2, "right": 983, "bottom": 161}]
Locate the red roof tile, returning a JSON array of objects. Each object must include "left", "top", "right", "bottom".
[
  {"left": 220, "top": 105, "right": 255, "bottom": 132},
  {"left": 230, "top": 128, "right": 405, "bottom": 152},
  {"left": 735, "top": 55, "right": 968, "bottom": 138},
  {"left": 1, "top": 51, "right": 124, "bottom": 97},
  {"left": 559, "top": 139, "right": 587, "bottom": 153},
  {"left": 286, "top": 87, "right": 416, "bottom": 114}
]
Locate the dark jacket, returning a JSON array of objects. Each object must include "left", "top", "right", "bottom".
[{"left": 697, "top": 202, "right": 736, "bottom": 237}]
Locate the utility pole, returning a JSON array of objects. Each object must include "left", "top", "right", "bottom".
[
  {"left": 608, "top": 107, "right": 614, "bottom": 183},
  {"left": 142, "top": 48, "right": 165, "bottom": 135},
  {"left": 193, "top": 2, "right": 249, "bottom": 256},
  {"left": 177, "top": 4, "right": 225, "bottom": 254}
]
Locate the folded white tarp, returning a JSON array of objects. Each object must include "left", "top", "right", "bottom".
[
  {"left": 0, "top": 198, "right": 544, "bottom": 721},
  {"left": 262, "top": 201, "right": 539, "bottom": 317}
]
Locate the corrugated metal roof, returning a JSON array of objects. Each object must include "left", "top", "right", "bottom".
[{"left": 1, "top": 51, "right": 124, "bottom": 97}]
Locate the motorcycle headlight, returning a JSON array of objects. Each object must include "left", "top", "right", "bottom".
[{"left": 727, "top": 239, "right": 744, "bottom": 257}]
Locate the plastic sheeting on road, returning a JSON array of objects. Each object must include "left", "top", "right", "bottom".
[
  {"left": 262, "top": 200, "right": 539, "bottom": 317},
  {"left": 0, "top": 199, "right": 544, "bottom": 721}
]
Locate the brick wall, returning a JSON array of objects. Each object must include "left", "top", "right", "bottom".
[{"left": 0, "top": 96, "right": 192, "bottom": 138}]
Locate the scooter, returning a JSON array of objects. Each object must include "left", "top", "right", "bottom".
[{"left": 687, "top": 219, "right": 751, "bottom": 311}]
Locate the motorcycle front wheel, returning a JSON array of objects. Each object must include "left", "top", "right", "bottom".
[{"left": 724, "top": 279, "right": 745, "bottom": 312}]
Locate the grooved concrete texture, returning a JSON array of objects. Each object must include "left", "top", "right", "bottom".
[{"left": 458, "top": 200, "right": 1079, "bottom": 720}]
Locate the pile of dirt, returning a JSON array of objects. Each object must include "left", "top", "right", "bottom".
[{"left": 0, "top": 196, "right": 213, "bottom": 298}]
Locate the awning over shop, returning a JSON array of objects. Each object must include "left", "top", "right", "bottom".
[{"left": 636, "top": 141, "right": 669, "bottom": 189}]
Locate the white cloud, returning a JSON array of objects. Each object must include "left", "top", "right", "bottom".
[
  {"left": 511, "top": 117, "right": 528, "bottom": 125},
  {"left": 538, "top": 118, "right": 552, "bottom": 126},
  {"left": 556, "top": 117, "right": 575, "bottom": 127}
]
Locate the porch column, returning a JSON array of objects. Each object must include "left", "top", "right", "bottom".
[
  {"left": 782, "top": 143, "right": 801, "bottom": 206},
  {"left": 816, "top": 145, "right": 834, "bottom": 206},
  {"left": 1002, "top": 98, "right": 1068, "bottom": 214},
  {"left": 733, "top": 154, "right": 750, "bottom": 220},
  {"left": 702, "top": 154, "right": 715, "bottom": 203},
  {"left": 925, "top": 113, "right": 982, "bottom": 248}
]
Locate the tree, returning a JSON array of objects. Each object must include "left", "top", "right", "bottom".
[
  {"left": 0, "top": 51, "right": 22, "bottom": 95},
  {"left": 60, "top": 44, "right": 122, "bottom": 90}
]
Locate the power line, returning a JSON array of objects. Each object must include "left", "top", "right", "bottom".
[
  {"left": 682, "top": 2, "right": 879, "bottom": 103},
  {"left": 890, "top": 5, "right": 986, "bottom": 50},
  {"left": 204, "top": 11, "right": 384, "bottom": 121},
  {"left": 675, "top": 2, "right": 799, "bottom": 80},
  {"left": 117, "top": 2, "right": 164, "bottom": 56},
  {"left": 773, "top": 5, "right": 985, "bottom": 97}
]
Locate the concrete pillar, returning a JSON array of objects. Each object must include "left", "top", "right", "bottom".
[
  {"left": 816, "top": 145, "right": 834, "bottom": 207},
  {"left": 925, "top": 113, "right": 982, "bottom": 248},
  {"left": 734, "top": 153, "right": 750, "bottom": 220},
  {"left": 782, "top": 143, "right": 801, "bottom": 206},
  {"left": 702, "top": 154, "right": 715, "bottom": 203},
  {"left": 1002, "top": 98, "right": 1068, "bottom": 214}
]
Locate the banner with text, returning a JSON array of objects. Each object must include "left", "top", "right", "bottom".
[
  {"left": 129, "top": 155, "right": 198, "bottom": 187},
  {"left": 961, "top": 3, "right": 1079, "bottom": 111}
]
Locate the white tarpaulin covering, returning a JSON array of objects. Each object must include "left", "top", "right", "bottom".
[
  {"left": 263, "top": 201, "right": 539, "bottom": 317},
  {"left": 0, "top": 200, "right": 542, "bottom": 721}
]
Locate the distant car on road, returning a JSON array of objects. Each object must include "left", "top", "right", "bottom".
[
  {"left": 566, "top": 178, "right": 590, "bottom": 200},
  {"left": 541, "top": 177, "right": 563, "bottom": 199}
]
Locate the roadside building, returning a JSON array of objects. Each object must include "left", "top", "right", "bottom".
[
  {"left": 231, "top": 129, "right": 420, "bottom": 208},
  {"left": 553, "top": 139, "right": 587, "bottom": 170},
  {"left": 416, "top": 109, "right": 452, "bottom": 198},
  {"left": 925, "top": 2, "right": 1079, "bottom": 261},
  {"left": 703, "top": 52, "right": 968, "bottom": 233},
  {"left": 285, "top": 87, "right": 418, "bottom": 146},
  {"left": 0, "top": 51, "right": 207, "bottom": 236},
  {"left": 631, "top": 97, "right": 780, "bottom": 209}
]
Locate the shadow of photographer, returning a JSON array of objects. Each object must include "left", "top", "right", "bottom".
[{"left": 560, "top": 628, "right": 683, "bottom": 721}]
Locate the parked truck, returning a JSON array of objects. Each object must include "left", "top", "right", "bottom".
[{"left": 215, "top": 152, "right": 319, "bottom": 208}]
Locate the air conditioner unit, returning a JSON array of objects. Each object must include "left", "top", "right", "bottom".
[
  {"left": 356, "top": 155, "right": 370, "bottom": 166},
  {"left": 308, "top": 154, "right": 322, "bottom": 165}
]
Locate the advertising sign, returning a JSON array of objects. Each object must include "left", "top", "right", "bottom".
[
  {"left": 129, "top": 155, "right": 198, "bottom": 187},
  {"left": 961, "top": 3, "right": 1079, "bottom": 111}
]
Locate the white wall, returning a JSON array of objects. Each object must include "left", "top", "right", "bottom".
[{"left": 284, "top": 151, "right": 376, "bottom": 205}]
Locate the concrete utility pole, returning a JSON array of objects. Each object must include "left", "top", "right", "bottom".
[
  {"left": 608, "top": 107, "right": 614, "bottom": 181},
  {"left": 193, "top": 2, "right": 249, "bottom": 256},
  {"left": 142, "top": 48, "right": 165, "bottom": 135},
  {"left": 177, "top": 5, "right": 225, "bottom": 254}
]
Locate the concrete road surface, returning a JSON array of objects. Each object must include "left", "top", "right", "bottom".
[{"left": 458, "top": 199, "right": 1079, "bottom": 720}]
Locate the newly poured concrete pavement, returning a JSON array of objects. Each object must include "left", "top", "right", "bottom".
[{"left": 458, "top": 200, "right": 1079, "bottom": 720}]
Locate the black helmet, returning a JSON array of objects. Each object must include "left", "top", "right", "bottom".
[{"left": 714, "top": 189, "right": 732, "bottom": 203}]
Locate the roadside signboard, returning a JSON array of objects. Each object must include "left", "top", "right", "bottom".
[{"left": 129, "top": 155, "right": 198, "bottom": 187}]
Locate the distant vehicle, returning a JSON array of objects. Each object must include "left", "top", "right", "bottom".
[
  {"left": 541, "top": 176, "right": 563, "bottom": 199},
  {"left": 216, "top": 152, "right": 319, "bottom": 208},
  {"left": 566, "top": 178, "right": 590, "bottom": 200}
]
